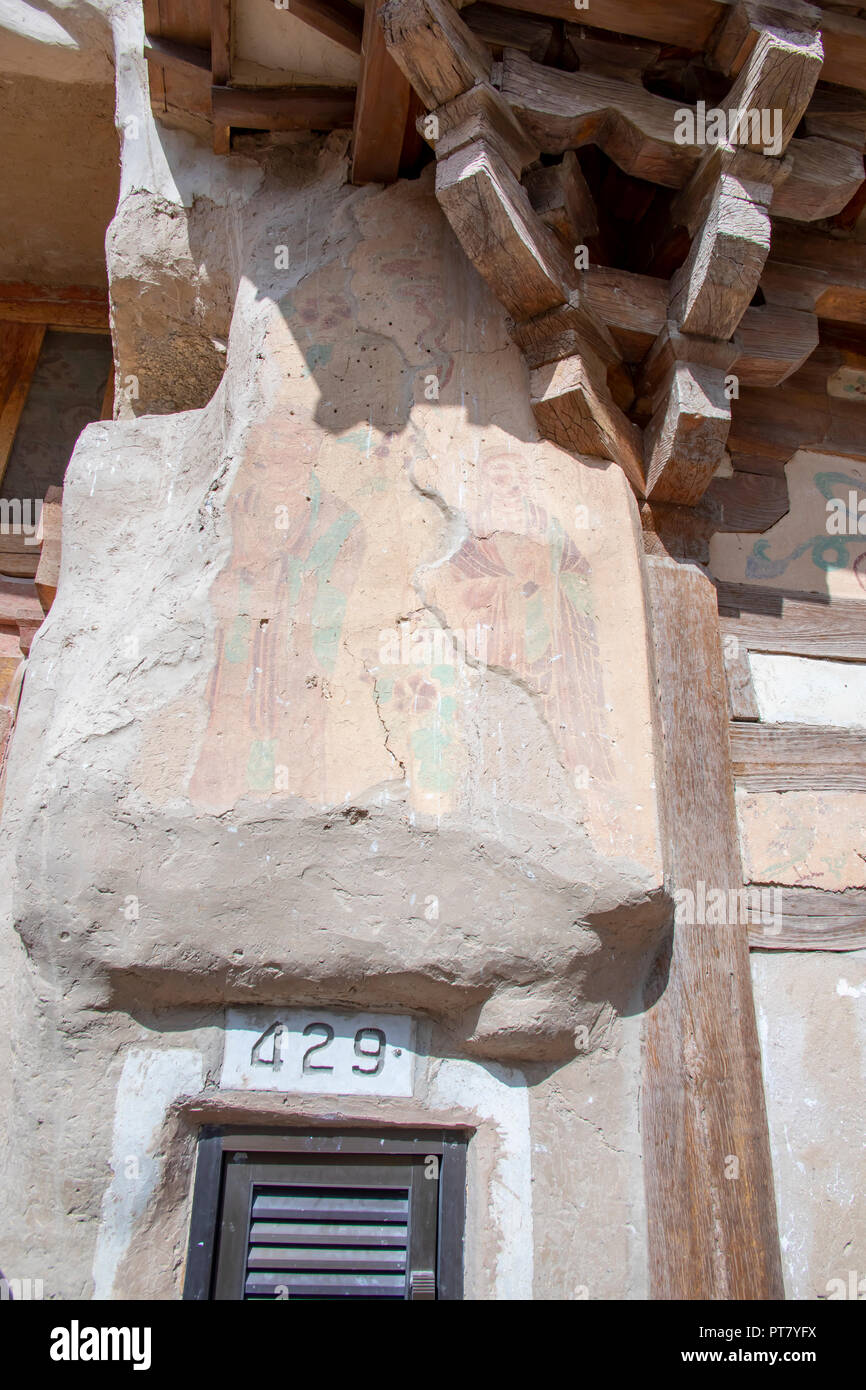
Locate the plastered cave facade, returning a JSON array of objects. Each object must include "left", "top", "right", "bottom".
[{"left": 0, "top": 0, "right": 865, "bottom": 1302}]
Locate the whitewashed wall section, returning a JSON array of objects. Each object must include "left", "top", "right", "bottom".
[
  {"left": 92, "top": 1011, "right": 534, "bottom": 1299},
  {"left": 748, "top": 653, "right": 866, "bottom": 729}
]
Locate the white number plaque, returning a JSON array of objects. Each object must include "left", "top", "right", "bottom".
[{"left": 221, "top": 1007, "right": 417, "bottom": 1097}]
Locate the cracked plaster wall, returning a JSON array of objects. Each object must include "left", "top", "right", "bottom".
[{"left": 0, "top": 0, "right": 666, "bottom": 1299}]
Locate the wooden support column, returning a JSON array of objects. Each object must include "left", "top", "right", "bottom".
[
  {"left": 211, "top": 0, "right": 232, "bottom": 155},
  {"left": 643, "top": 557, "right": 784, "bottom": 1300},
  {"left": 351, "top": 0, "right": 413, "bottom": 184},
  {"left": 0, "top": 323, "right": 44, "bottom": 491}
]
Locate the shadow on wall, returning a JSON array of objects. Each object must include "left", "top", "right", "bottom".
[{"left": 110, "top": 120, "right": 540, "bottom": 444}]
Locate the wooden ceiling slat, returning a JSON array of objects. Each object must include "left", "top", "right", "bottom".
[
  {"left": 291, "top": 0, "right": 364, "bottom": 55},
  {"left": 212, "top": 84, "right": 356, "bottom": 130}
]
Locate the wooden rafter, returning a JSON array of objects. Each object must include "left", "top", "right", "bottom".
[
  {"left": 212, "top": 85, "right": 355, "bottom": 130},
  {"left": 290, "top": 0, "right": 364, "bottom": 54},
  {"left": 478, "top": 0, "right": 866, "bottom": 94},
  {"left": 0, "top": 284, "right": 109, "bottom": 331}
]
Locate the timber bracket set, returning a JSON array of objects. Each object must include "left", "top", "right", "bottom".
[{"left": 380, "top": 0, "right": 863, "bottom": 507}]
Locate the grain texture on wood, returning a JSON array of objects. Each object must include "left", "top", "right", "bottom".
[
  {"left": 773, "top": 136, "right": 865, "bottom": 223},
  {"left": 435, "top": 138, "right": 574, "bottom": 320},
  {"left": 718, "top": 582, "right": 866, "bottom": 659},
  {"left": 645, "top": 363, "right": 732, "bottom": 505},
  {"left": 723, "top": 23, "right": 823, "bottom": 155},
  {"left": 670, "top": 168, "right": 772, "bottom": 340},
  {"left": 463, "top": 2, "right": 554, "bottom": 60},
  {"left": 485, "top": 0, "right": 722, "bottom": 50},
  {"left": 0, "top": 323, "right": 45, "bottom": 489},
  {"left": 423, "top": 82, "right": 538, "bottom": 175},
  {"left": 473, "top": 0, "right": 866, "bottom": 92},
  {"left": 212, "top": 85, "right": 355, "bottom": 130},
  {"left": 529, "top": 352, "right": 645, "bottom": 493},
  {"left": 724, "top": 644, "right": 760, "bottom": 720},
  {"left": 762, "top": 223, "right": 866, "bottom": 324},
  {"left": 712, "top": 0, "right": 820, "bottom": 76},
  {"left": 731, "top": 304, "right": 818, "bottom": 387},
  {"left": 643, "top": 557, "right": 784, "bottom": 1301},
  {"left": 747, "top": 886, "right": 866, "bottom": 951},
  {"left": 582, "top": 266, "right": 669, "bottom": 361},
  {"left": 727, "top": 380, "right": 866, "bottom": 465},
  {"left": 380, "top": 0, "right": 491, "bottom": 108},
  {"left": 210, "top": 0, "right": 232, "bottom": 153},
  {"left": 729, "top": 722, "right": 866, "bottom": 790},
  {"left": 353, "top": 0, "right": 413, "bottom": 183},
  {"left": 640, "top": 469, "right": 791, "bottom": 563},
  {"left": 0, "top": 578, "right": 45, "bottom": 627},
  {"left": 0, "top": 284, "right": 109, "bottom": 330},
  {"left": 523, "top": 151, "right": 598, "bottom": 252},
  {"left": 498, "top": 49, "right": 699, "bottom": 189},
  {"left": 510, "top": 290, "right": 621, "bottom": 372}
]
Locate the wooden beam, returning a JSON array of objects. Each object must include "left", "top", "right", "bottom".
[
  {"left": 474, "top": 0, "right": 866, "bottom": 93},
  {"left": 718, "top": 581, "right": 866, "bottom": 659},
  {"left": 582, "top": 265, "right": 820, "bottom": 382},
  {"left": 669, "top": 160, "right": 773, "bottom": 341},
  {"left": 498, "top": 49, "right": 700, "bottom": 189},
  {"left": 0, "top": 283, "right": 109, "bottom": 331},
  {"left": 435, "top": 137, "right": 574, "bottom": 320},
  {"left": 496, "top": 48, "right": 856, "bottom": 221},
  {"left": 290, "top": 0, "right": 364, "bottom": 53},
  {"left": 640, "top": 470, "right": 793, "bottom": 565},
  {"left": 522, "top": 151, "right": 598, "bottom": 253},
  {"left": 762, "top": 223, "right": 866, "bottom": 324},
  {"left": 0, "top": 324, "right": 45, "bottom": 491},
  {"left": 802, "top": 83, "right": 866, "bottom": 150},
  {"left": 582, "top": 266, "right": 669, "bottom": 362},
  {"left": 144, "top": 34, "right": 212, "bottom": 76},
  {"left": 352, "top": 0, "right": 413, "bottom": 183},
  {"left": 482, "top": 0, "right": 722, "bottom": 50},
  {"left": 722, "top": 21, "right": 823, "bottom": 156},
  {"left": 730, "top": 722, "right": 866, "bottom": 790},
  {"left": 772, "top": 137, "right": 865, "bottom": 223},
  {"left": 643, "top": 557, "right": 784, "bottom": 1301},
  {"left": 511, "top": 292, "right": 622, "bottom": 372},
  {"left": 820, "top": 8, "right": 866, "bottom": 94},
  {"left": 380, "top": 0, "right": 491, "bottom": 108},
  {"left": 748, "top": 886, "right": 866, "bottom": 951},
  {"left": 644, "top": 363, "right": 732, "bottom": 504},
  {"left": 463, "top": 1, "right": 554, "bottom": 60},
  {"left": 422, "top": 81, "right": 538, "bottom": 175},
  {"left": 712, "top": 0, "right": 821, "bottom": 77},
  {"left": 211, "top": 84, "right": 355, "bottom": 130},
  {"left": 724, "top": 642, "right": 760, "bottom": 719},
  {"left": 0, "top": 578, "right": 45, "bottom": 628},
  {"left": 529, "top": 352, "right": 646, "bottom": 494},
  {"left": 731, "top": 303, "right": 818, "bottom": 387},
  {"left": 210, "top": 0, "right": 232, "bottom": 154},
  {"left": 727, "top": 380, "right": 866, "bottom": 465}
]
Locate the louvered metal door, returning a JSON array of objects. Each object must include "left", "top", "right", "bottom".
[{"left": 214, "top": 1154, "right": 439, "bottom": 1300}]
